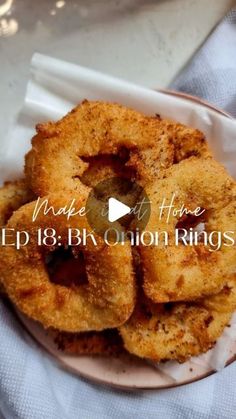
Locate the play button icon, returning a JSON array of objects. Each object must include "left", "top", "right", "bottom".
[
  {"left": 108, "top": 198, "right": 131, "bottom": 222},
  {"left": 85, "top": 176, "right": 151, "bottom": 242}
]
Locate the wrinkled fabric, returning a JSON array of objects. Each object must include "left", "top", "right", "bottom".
[
  {"left": 1, "top": 8, "right": 236, "bottom": 419},
  {"left": 171, "top": 9, "right": 236, "bottom": 118}
]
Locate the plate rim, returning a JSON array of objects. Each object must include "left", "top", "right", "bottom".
[{"left": 14, "top": 302, "right": 236, "bottom": 391}]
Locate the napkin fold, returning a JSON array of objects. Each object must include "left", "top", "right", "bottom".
[
  {"left": 171, "top": 9, "right": 236, "bottom": 118},
  {"left": 1, "top": 8, "right": 236, "bottom": 419}
]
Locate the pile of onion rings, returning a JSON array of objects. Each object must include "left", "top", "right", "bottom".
[{"left": 0, "top": 100, "right": 236, "bottom": 362}]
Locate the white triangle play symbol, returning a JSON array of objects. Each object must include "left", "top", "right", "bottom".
[{"left": 108, "top": 197, "right": 131, "bottom": 222}]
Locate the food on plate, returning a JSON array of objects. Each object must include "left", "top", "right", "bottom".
[
  {"left": 0, "top": 100, "right": 235, "bottom": 368},
  {"left": 120, "top": 277, "right": 236, "bottom": 362},
  {"left": 141, "top": 157, "right": 236, "bottom": 302},
  {"left": 53, "top": 329, "right": 123, "bottom": 356},
  {"left": 0, "top": 179, "right": 34, "bottom": 226},
  {"left": 24, "top": 100, "right": 174, "bottom": 196},
  {"left": 159, "top": 119, "right": 211, "bottom": 162},
  {"left": 0, "top": 180, "right": 34, "bottom": 293},
  {"left": 125, "top": 118, "right": 211, "bottom": 184},
  {"left": 0, "top": 194, "right": 135, "bottom": 332},
  {"left": 80, "top": 154, "right": 134, "bottom": 187}
]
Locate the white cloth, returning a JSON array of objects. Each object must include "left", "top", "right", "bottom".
[{"left": 1, "top": 9, "right": 236, "bottom": 419}]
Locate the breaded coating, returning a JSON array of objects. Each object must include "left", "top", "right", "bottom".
[
  {"left": 53, "top": 329, "right": 123, "bottom": 356},
  {"left": 120, "top": 277, "right": 236, "bottom": 362},
  {"left": 0, "top": 180, "right": 34, "bottom": 226},
  {"left": 0, "top": 193, "right": 135, "bottom": 332},
  {"left": 127, "top": 143, "right": 174, "bottom": 184},
  {"left": 25, "top": 100, "right": 173, "bottom": 196},
  {"left": 127, "top": 118, "right": 210, "bottom": 183},
  {"left": 0, "top": 180, "right": 34, "bottom": 293},
  {"left": 159, "top": 119, "right": 211, "bottom": 162},
  {"left": 142, "top": 157, "right": 236, "bottom": 302}
]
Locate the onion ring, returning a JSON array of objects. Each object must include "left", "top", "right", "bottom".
[
  {"left": 0, "top": 193, "right": 135, "bottom": 332},
  {"left": 24, "top": 100, "right": 174, "bottom": 195},
  {"left": 0, "top": 180, "right": 34, "bottom": 226},
  {"left": 141, "top": 157, "right": 236, "bottom": 302},
  {"left": 127, "top": 118, "right": 211, "bottom": 183},
  {"left": 159, "top": 119, "right": 211, "bottom": 162},
  {"left": 120, "top": 277, "right": 236, "bottom": 362},
  {"left": 0, "top": 180, "right": 34, "bottom": 293}
]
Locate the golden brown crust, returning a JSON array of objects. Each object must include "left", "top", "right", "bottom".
[
  {"left": 25, "top": 100, "right": 174, "bottom": 196},
  {"left": 159, "top": 119, "right": 211, "bottom": 162},
  {"left": 0, "top": 180, "right": 34, "bottom": 226},
  {"left": 25, "top": 102, "right": 211, "bottom": 195},
  {"left": 120, "top": 278, "right": 236, "bottom": 362},
  {"left": 0, "top": 194, "right": 135, "bottom": 332},
  {"left": 0, "top": 180, "right": 35, "bottom": 294},
  {"left": 141, "top": 157, "right": 236, "bottom": 302}
]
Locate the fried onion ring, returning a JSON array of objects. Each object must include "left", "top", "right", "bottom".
[
  {"left": 0, "top": 194, "right": 135, "bottom": 332},
  {"left": 25, "top": 100, "right": 174, "bottom": 195},
  {"left": 0, "top": 180, "right": 34, "bottom": 226},
  {"left": 159, "top": 119, "right": 211, "bottom": 162},
  {"left": 120, "top": 277, "right": 236, "bottom": 362},
  {"left": 0, "top": 180, "right": 34, "bottom": 293},
  {"left": 141, "top": 157, "right": 236, "bottom": 302},
  {"left": 127, "top": 118, "right": 210, "bottom": 183}
]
